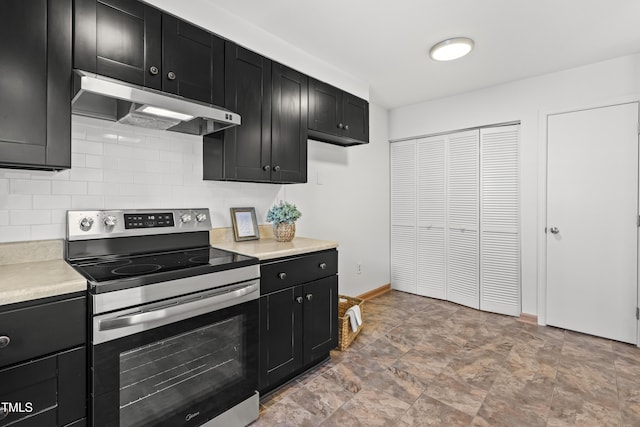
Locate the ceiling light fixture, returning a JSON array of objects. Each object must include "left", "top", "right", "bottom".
[{"left": 429, "top": 37, "right": 474, "bottom": 61}]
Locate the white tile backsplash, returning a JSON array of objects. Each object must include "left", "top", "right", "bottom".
[{"left": 0, "top": 115, "right": 284, "bottom": 243}]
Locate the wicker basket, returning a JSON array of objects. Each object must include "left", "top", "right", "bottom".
[
  {"left": 274, "top": 222, "right": 296, "bottom": 242},
  {"left": 337, "top": 295, "right": 365, "bottom": 351}
]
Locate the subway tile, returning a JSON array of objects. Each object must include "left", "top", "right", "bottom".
[
  {"left": 70, "top": 167, "right": 103, "bottom": 182},
  {"left": 10, "top": 179, "right": 51, "bottom": 195},
  {"left": 131, "top": 146, "right": 159, "bottom": 161},
  {"left": 33, "top": 195, "right": 71, "bottom": 209},
  {"left": 0, "top": 194, "right": 32, "bottom": 209},
  {"left": 72, "top": 153, "right": 86, "bottom": 168},
  {"left": 72, "top": 195, "right": 105, "bottom": 209},
  {"left": 10, "top": 210, "right": 51, "bottom": 225},
  {"left": 104, "top": 143, "right": 132, "bottom": 158},
  {"left": 52, "top": 181, "right": 87, "bottom": 195},
  {"left": 85, "top": 127, "right": 119, "bottom": 143},
  {"left": 0, "top": 179, "right": 9, "bottom": 194},
  {"left": 116, "top": 157, "right": 141, "bottom": 171},
  {"left": 72, "top": 139, "right": 104, "bottom": 155},
  {"left": 134, "top": 173, "right": 163, "bottom": 185},
  {"left": 85, "top": 154, "right": 104, "bottom": 169},
  {"left": 50, "top": 210, "right": 67, "bottom": 224},
  {"left": 0, "top": 210, "right": 8, "bottom": 225},
  {"left": 30, "top": 223, "right": 65, "bottom": 240},
  {"left": 104, "top": 170, "right": 134, "bottom": 183},
  {"left": 0, "top": 171, "right": 31, "bottom": 179},
  {"left": 0, "top": 226, "right": 30, "bottom": 242},
  {"left": 118, "top": 183, "right": 148, "bottom": 196},
  {"left": 87, "top": 182, "right": 105, "bottom": 195},
  {"left": 159, "top": 150, "right": 182, "bottom": 163},
  {"left": 30, "top": 169, "right": 71, "bottom": 181}
]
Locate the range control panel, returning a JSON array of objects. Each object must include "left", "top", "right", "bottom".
[
  {"left": 66, "top": 209, "right": 211, "bottom": 241},
  {"left": 124, "top": 213, "right": 175, "bottom": 229}
]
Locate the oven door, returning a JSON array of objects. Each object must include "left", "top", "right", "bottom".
[{"left": 91, "top": 281, "right": 259, "bottom": 427}]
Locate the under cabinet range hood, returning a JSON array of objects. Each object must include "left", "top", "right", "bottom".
[{"left": 71, "top": 70, "right": 240, "bottom": 135}]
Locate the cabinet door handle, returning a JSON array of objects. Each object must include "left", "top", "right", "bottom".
[
  {"left": 273, "top": 165, "right": 281, "bottom": 172},
  {"left": 149, "top": 66, "right": 159, "bottom": 75},
  {"left": 0, "top": 335, "right": 10, "bottom": 349},
  {"left": 263, "top": 165, "right": 271, "bottom": 171},
  {"left": 319, "top": 262, "right": 327, "bottom": 269},
  {"left": 337, "top": 123, "right": 344, "bottom": 129},
  {"left": 344, "top": 124, "right": 349, "bottom": 131},
  {"left": 296, "top": 296, "right": 303, "bottom": 304},
  {"left": 306, "top": 294, "right": 313, "bottom": 301},
  {"left": 167, "top": 71, "right": 177, "bottom": 80},
  {"left": 278, "top": 272, "right": 287, "bottom": 280}
]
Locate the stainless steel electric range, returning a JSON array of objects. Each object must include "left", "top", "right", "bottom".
[{"left": 65, "top": 209, "right": 260, "bottom": 427}]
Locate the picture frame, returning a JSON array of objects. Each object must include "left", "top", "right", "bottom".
[{"left": 230, "top": 207, "right": 260, "bottom": 242}]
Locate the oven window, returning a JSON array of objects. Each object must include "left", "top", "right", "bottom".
[{"left": 119, "top": 316, "right": 244, "bottom": 427}]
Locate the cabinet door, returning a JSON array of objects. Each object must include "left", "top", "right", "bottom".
[
  {"left": 259, "top": 287, "right": 302, "bottom": 393},
  {"left": 308, "top": 78, "right": 341, "bottom": 136},
  {"left": 302, "top": 276, "right": 338, "bottom": 365},
  {"left": 162, "top": 15, "right": 223, "bottom": 105},
  {"left": 341, "top": 93, "right": 369, "bottom": 143},
  {"left": 271, "top": 63, "right": 308, "bottom": 183},
  {"left": 74, "top": 0, "right": 162, "bottom": 90},
  {"left": 0, "top": 0, "right": 71, "bottom": 170},
  {"left": 222, "top": 43, "right": 272, "bottom": 181}
]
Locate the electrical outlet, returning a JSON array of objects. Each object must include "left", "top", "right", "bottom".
[{"left": 356, "top": 263, "right": 362, "bottom": 274}]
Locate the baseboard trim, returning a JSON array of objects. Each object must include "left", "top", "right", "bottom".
[
  {"left": 357, "top": 284, "right": 391, "bottom": 300},
  {"left": 518, "top": 313, "right": 538, "bottom": 325}
]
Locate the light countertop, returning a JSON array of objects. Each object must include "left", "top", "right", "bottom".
[
  {"left": 0, "top": 259, "right": 86, "bottom": 306},
  {"left": 210, "top": 225, "right": 338, "bottom": 260}
]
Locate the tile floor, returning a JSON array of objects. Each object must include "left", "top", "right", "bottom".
[{"left": 252, "top": 290, "right": 640, "bottom": 426}]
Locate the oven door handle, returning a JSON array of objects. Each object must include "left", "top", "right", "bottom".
[{"left": 99, "top": 282, "right": 259, "bottom": 332}]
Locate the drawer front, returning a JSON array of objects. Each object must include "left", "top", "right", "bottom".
[
  {"left": 0, "top": 297, "right": 86, "bottom": 368},
  {"left": 261, "top": 250, "right": 337, "bottom": 294},
  {"left": 0, "top": 355, "right": 57, "bottom": 426}
]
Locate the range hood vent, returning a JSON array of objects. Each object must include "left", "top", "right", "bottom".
[{"left": 71, "top": 70, "right": 240, "bottom": 135}]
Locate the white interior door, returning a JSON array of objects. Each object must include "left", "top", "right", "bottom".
[
  {"left": 547, "top": 102, "right": 638, "bottom": 344},
  {"left": 417, "top": 136, "right": 446, "bottom": 299},
  {"left": 446, "top": 130, "right": 479, "bottom": 309},
  {"left": 391, "top": 140, "right": 417, "bottom": 293}
]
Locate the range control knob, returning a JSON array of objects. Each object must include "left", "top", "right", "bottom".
[
  {"left": 180, "top": 214, "right": 193, "bottom": 223},
  {"left": 104, "top": 215, "right": 118, "bottom": 227},
  {"left": 196, "top": 213, "right": 207, "bottom": 223},
  {"left": 79, "top": 217, "right": 94, "bottom": 232}
]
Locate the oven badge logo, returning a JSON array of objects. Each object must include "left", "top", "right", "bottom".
[{"left": 185, "top": 411, "right": 200, "bottom": 422}]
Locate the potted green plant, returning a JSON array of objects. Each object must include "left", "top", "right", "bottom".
[{"left": 266, "top": 201, "right": 302, "bottom": 242}]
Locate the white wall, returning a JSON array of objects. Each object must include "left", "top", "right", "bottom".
[
  {"left": 285, "top": 103, "right": 391, "bottom": 297},
  {"left": 389, "top": 53, "right": 640, "bottom": 317}
]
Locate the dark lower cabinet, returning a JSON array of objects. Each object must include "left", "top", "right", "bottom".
[
  {"left": 259, "top": 250, "right": 338, "bottom": 394},
  {"left": 0, "top": 0, "right": 71, "bottom": 170},
  {"left": 0, "top": 295, "right": 87, "bottom": 426}
]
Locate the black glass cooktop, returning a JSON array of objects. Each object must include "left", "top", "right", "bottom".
[{"left": 70, "top": 246, "right": 258, "bottom": 292}]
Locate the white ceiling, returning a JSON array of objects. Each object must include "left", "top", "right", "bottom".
[{"left": 205, "top": 0, "right": 640, "bottom": 109}]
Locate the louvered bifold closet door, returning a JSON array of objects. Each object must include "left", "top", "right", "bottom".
[
  {"left": 446, "top": 130, "right": 480, "bottom": 309},
  {"left": 480, "top": 125, "right": 520, "bottom": 315},
  {"left": 391, "top": 140, "right": 417, "bottom": 293},
  {"left": 416, "top": 136, "right": 446, "bottom": 299}
]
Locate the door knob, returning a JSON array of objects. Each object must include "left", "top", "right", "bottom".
[
  {"left": 296, "top": 296, "right": 303, "bottom": 304},
  {"left": 278, "top": 272, "right": 287, "bottom": 280},
  {"left": 306, "top": 294, "right": 313, "bottom": 301},
  {"left": 263, "top": 165, "right": 271, "bottom": 171},
  {"left": 167, "top": 71, "right": 176, "bottom": 80},
  {"left": 273, "top": 165, "right": 281, "bottom": 172},
  {"left": 149, "top": 66, "right": 159, "bottom": 75},
  {"left": 0, "top": 335, "right": 10, "bottom": 349},
  {"left": 319, "top": 262, "right": 327, "bottom": 269},
  {"left": 344, "top": 124, "right": 349, "bottom": 131},
  {"left": 550, "top": 227, "right": 560, "bottom": 234}
]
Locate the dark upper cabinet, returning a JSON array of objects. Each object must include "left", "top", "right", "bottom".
[
  {"left": 308, "top": 77, "right": 369, "bottom": 146},
  {"left": 0, "top": 0, "right": 71, "bottom": 170},
  {"left": 203, "top": 44, "right": 307, "bottom": 184},
  {"left": 74, "top": 0, "right": 223, "bottom": 105},
  {"left": 271, "top": 63, "right": 308, "bottom": 183},
  {"left": 162, "top": 14, "right": 224, "bottom": 105}
]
